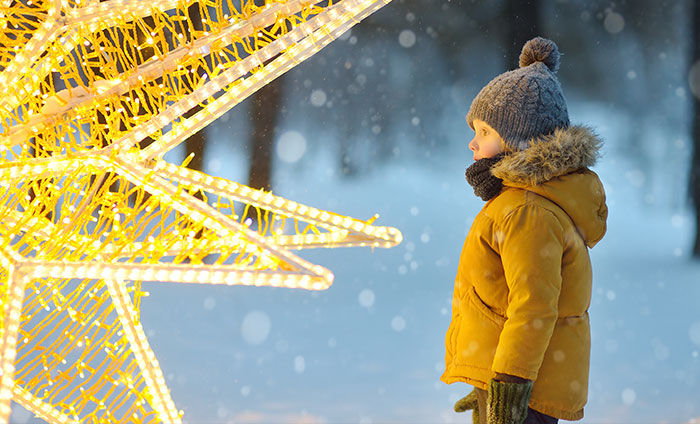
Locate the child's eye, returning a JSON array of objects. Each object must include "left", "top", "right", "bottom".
[{"left": 482, "top": 129, "right": 488, "bottom": 136}]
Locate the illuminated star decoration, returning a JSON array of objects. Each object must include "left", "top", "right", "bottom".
[{"left": 0, "top": 0, "right": 400, "bottom": 423}]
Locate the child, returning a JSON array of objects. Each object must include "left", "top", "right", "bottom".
[{"left": 441, "top": 37, "right": 608, "bottom": 424}]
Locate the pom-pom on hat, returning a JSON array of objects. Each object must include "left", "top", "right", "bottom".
[{"left": 466, "top": 37, "right": 569, "bottom": 151}]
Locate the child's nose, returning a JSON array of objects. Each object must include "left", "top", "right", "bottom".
[{"left": 468, "top": 138, "right": 477, "bottom": 152}]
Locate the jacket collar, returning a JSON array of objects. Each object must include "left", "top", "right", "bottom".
[{"left": 491, "top": 125, "right": 602, "bottom": 186}]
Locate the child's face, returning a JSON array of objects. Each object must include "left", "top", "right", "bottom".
[{"left": 468, "top": 119, "right": 505, "bottom": 161}]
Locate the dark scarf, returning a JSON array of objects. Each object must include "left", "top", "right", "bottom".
[{"left": 465, "top": 153, "right": 506, "bottom": 201}]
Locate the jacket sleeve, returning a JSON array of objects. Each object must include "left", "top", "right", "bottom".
[{"left": 492, "top": 203, "right": 564, "bottom": 380}]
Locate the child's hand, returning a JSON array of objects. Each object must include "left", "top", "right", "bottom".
[
  {"left": 454, "top": 388, "right": 480, "bottom": 422},
  {"left": 486, "top": 378, "right": 533, "bottom": 424}
]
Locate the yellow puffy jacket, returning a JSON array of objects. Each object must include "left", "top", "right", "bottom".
[{"left": 441, "top": 126, "right": 608, "bottom": 420}]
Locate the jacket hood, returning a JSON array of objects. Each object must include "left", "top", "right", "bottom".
[{"left": 491, "top": 125, "right": 608, "bottom": 247}]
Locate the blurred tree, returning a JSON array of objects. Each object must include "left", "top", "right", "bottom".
[
  {"left": 183, "top": 3, "right": 207, "bottom": 172},
  {"left": 247, "top": 0, "right": 284, "bottom": 191},
  {"left": 248, "top": 78, "right": 282, "bottom": 190},
  {"left": 691, "top": 0, "right": 700, "bottom": 257},
  {"left": 503, "top": 0, "right": 542, "bottom": 68}
]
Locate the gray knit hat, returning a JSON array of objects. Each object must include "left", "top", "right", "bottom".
[{"left": 466, "top": 37, "right": 569, "bottom": 151}]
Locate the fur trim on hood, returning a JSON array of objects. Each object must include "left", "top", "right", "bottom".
[{"left": 491, "top": 125, "right": 602, "bottom": 186}]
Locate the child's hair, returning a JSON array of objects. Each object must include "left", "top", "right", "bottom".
[{"left": 466, "top": 37, "right": 569, "bottom": 152}]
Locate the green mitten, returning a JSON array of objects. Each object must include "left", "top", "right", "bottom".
[
  {"left": 454, "top": 389, "right": 480, "bottom": 422},
  {"left": 486, "top": 378, "right": 533, "bottom": 424}
]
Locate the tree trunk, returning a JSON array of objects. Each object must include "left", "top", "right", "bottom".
[
  {"left": 183, "top": 108, "right": 206, "bottom": 172},
  {"left": 183, "top": 3, "right": 206, "bottom": 172},
  {"left": 503, "top": 0, "right": 542, "bottom": 68},
  {"left": 246, "top": 0, "right": 283, "bottom": 192},
  {"left": 248, "top": 78, "right": 282, "bottom": 191},
  {"left": 691, "top": 0, "right": 700, "bottom": 257}
]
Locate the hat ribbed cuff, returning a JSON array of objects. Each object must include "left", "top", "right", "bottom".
[{"left": 479, "top": 107, "right": 567, "bottom": 152}]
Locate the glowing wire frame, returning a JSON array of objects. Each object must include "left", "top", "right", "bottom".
[{"left": 0, "top": 0, "right": 398, "bottom": 422}]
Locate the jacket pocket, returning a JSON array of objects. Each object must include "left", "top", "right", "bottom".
[
  {"left": 453, "top": 287, "right": 505, "bottom": 368},
  {"left": 468, "top": 287, "right": 506, "bottom": 327}
]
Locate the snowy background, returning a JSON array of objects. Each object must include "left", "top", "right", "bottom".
[{"left": 11, "top": 0, "right": 700, "bottom": 422}]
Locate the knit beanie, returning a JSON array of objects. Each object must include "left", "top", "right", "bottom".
[{"left": 466, "top": 37, "right": 569, "bottom": 151}]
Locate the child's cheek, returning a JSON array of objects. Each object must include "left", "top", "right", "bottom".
[{"left": 483, "top": 143, "right": 501, "bottom": 158}]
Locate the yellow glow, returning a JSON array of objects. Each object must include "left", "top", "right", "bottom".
[{"left": 0, "top": 0, "right": 397, "bottom": 422}]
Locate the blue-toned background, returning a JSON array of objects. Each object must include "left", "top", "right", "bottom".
[{"left": 13, "top": 0, "right": 700, "bottom": 422}]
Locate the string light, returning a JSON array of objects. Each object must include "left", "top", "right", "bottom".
[{"left": 0, "top": 0, "right": 397, "bottom": 422}]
